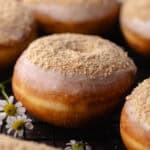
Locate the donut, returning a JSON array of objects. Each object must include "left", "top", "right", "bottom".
[
  {"left": 21, "top": 0, "right": 119, "bottom": 34},
  {"left": 120, "top": 0, "right": 150, "bottom": 56},
  {"left": 12, "top": 33, "right": 137, "bottom": 127},
  {"left": 116, "top": 0, "right": 123, "bottom": 4},
  {"left": 120, "top": 78, "right": 150, "bottom": 150},
  {"left": 0, "top": 135, "right": 61, "bottom": 150},
  {"left": 0, "top": 0, "right": 36, "bottom": 69}
]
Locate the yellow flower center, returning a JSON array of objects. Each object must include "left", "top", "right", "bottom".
[
  {"left": 72, "top": 144, "right": 84, "bottom": 150},
  {"left": 4, "top": 104, "right": 17, "bottom": 116},
  {"left": 12, "top": 120, "right": 25, "bottom": 130}
]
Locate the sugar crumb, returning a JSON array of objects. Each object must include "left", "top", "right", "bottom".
[{"left": 27, "top": 33, "right": 136, "bottom": 79}]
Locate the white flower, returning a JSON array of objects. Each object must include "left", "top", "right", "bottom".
[
  {"left": 0, "top": 96, "right": 26, "bottom": 124},
  {"left": 6, "top": 115, "right": 33, "bottom": 137},
  {"left": 65, "top": 140, "right": 92, "bottom": 150}
]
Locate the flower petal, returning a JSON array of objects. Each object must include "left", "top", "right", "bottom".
[
  {"left": 14, "top": 131, "right": 18, "bottom": 137},
  {"left": 17, "top": 107, "right": 26, "bottom": 115},
  {"left": 70, "top": 140, "right": 76, "bottom": 145},
  {"left": 18, "top": 130, "right": 24, "bottom": 137},
  {"left": 0, "top": 99, "right": 6, "bottom": 101},
  {"left": 15, "top": 102, "right": 22, "bottom": 107},
  {"left": 0, "top": 120, "right": 3, "bottom": 125},
  {"left": 0, "top": 101, "right": 7, "bottom": 106},
  {"left": 6, "top": 116, "right": 16, "bottom": 124},
  {"left": 8, "top": 96, "right": 14, "bottom": 104},
  {"left": 0, "top": 107, "right": 4, "bottom": 111},
  {"left": 25, "top": 122, "right": 33, "bottom": 130},
  {"left": 0, "top": 112, "right": 6, "bottom": 120},
  {"left": 26, "top": 119, "right": 32, "bottom": 122},
  {"left": 7, "top": 128, "right": 13, "bottom": 134},
  {"left": 6, "top": 124, "right": 11, "bottom": 129},
  {"left": 17, "top": 116, "right": 22, "bottom": 120},
  {"left": 19, "top": 115, "right": 27, "bottom": 121}
]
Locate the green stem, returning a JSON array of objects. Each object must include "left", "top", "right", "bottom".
[
  {"left": 1, "top": 89, "right": 9, "bottom": 101},
  {"left": 0, "top": 83, "right": 9, "bottom": 101}
]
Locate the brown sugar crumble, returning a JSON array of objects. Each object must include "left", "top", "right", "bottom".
[
  {"left": 126, "top": 78, "right": 150, "bottom": 127},
  {"left": 0, "top": 135, "right": 61, "bottom": 150},
  {"left": 0, "top": 0, "right": 34, "bottom": 45},
  {"left": 27, "top": 33, "right": 135, "bottom": 79}
]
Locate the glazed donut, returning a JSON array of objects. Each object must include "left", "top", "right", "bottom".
[
  {"left": 0, "top": 0, "right": 36, "bottom": 69},
  {"left": 120, "top": 0, "right": 150, "bottom": 56},
  {"left": 12, "top": 33, "right": 137, "bottom": 127},
  {"left": 120, "top": 78, "right": 150, "bottom": 150},
  {"left": 0, "top": 135, "right": 61, "bottom": 150},
  {"left": 116, "top": 0, "right": 123, "bottom": 4},
  {"left": 21, "top": 0, "right": 119, "bottom": 34}
]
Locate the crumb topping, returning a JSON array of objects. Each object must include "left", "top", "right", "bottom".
[
  {"left": 126, "top": 78, "right": 150, "bottom": 127},
  {"left": 122, "top": 0, "right": 150, "bottom": 20},
  {"left": 26, "top": 33, "right": 135, "bottom": 79},
  {"left": 0, "top": 135, "right": 60, "bottom": 150},
  {"left": 0, "top": 0, "right": 34, "bottom": 45}
]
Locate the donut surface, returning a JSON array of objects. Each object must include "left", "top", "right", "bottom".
[
  {"left": 21, "top": 0, "right": 119, "bottom": 34},
  {"left": 0, "top": 135, "right": 61, "bottom": 150},
  {"left": 13, "top": 33, "right": 137, "bottom": 127},
  {"left": 120, "top": 78, "right": 150, "bottom": 150},
  {"left": 120, "top": 0, "right": 150, "bottom": 55},
  {"left": 0, "top": 0, "right": 36, "bottom": 69}
]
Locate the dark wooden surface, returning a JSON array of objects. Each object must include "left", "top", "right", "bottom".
[{"left": 0, "top": 26, "right": 149, "bottom": 150}]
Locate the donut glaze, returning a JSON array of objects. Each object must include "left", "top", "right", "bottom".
[
  {"left": 21, "top": 0, "right": 119, "bottom": 34},
  {"left": 13, "top": 34, "right": 137, "bottom": 127},
  {"left": 0, "top": 0, "right": 36, "bottom": 69},
  {"left": 120, "top": 0, "right": 150, "bottom": 56},
  {"left": 120, "top": 78, "right": 150, "bottom": 150}
]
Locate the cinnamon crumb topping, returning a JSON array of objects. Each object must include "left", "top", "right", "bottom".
[
  {"left": 126, "top": 78, "right": 150, "bottom": 127},
  {"left": 0, "top": 135, "right": 61, "bottom": 150},
  {"left": 26, "top": 33, "right": 136, "bottom": 79},
  {"left": 0, "top": 0, "right": 34, "bottom": 45}
]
